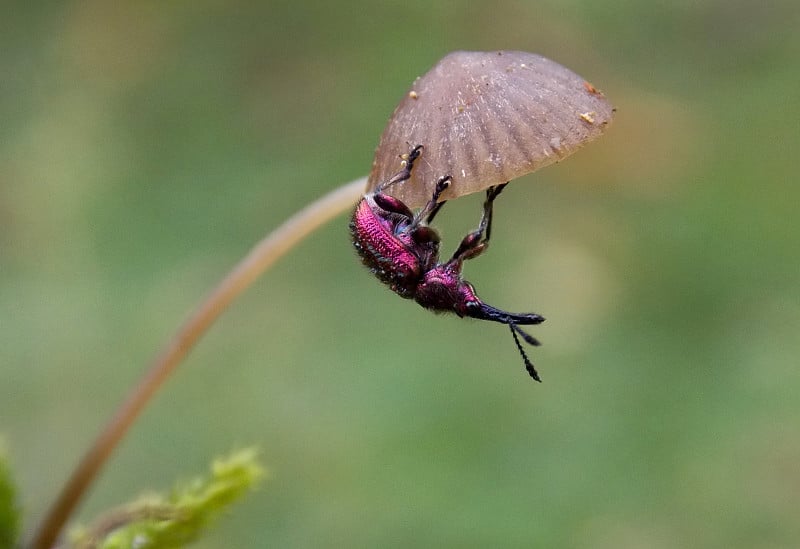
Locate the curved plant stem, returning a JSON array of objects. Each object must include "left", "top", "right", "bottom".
[{"left": 29, "top": 177, "right": 367, "bottom": 549}]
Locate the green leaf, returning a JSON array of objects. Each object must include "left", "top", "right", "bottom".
[{"left": 70, "top": 449, "right": 266, "bottom": 549}]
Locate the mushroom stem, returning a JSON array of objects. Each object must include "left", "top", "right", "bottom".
[{"left": 28, "top": 177, "right": 367, "bottom": 549}]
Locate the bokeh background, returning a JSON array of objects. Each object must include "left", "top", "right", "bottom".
[{"left": 2, "top": 1, "right": 799, "bottom": 547}]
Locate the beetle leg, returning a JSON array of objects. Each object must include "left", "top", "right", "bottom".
[
  {"left": 373, "top": 192, "right": 414, "bottom": 220},
  {"left": 482, "top": 183, "right": 507, "bottom": 243},
  {"left": 448, "top": 183, "right": 508, "bottom": 263},
  {"left": 412, "top": 175, "right": 451, "bottom": 228},
  {"left": 375, "top": 144, "right": 423, "bottom": 192},
  {"left": 424, "top": 198, "right": 447, "bottom": 224}
]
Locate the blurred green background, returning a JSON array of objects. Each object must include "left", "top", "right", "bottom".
[{"left": 2, "top": 1, "right": 799, "bottom": 547}]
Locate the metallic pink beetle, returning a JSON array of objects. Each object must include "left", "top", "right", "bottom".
[{"left": 350, "top": 145, "right": 545, "bottom": 381}]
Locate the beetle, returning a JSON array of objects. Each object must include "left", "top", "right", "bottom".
[{"left": 349, "top": 145, "right": 545, "bottom": 381}]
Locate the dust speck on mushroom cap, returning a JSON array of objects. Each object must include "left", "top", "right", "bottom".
[{"left": 367, "top": 50, "right": 614, "bottom": 208}]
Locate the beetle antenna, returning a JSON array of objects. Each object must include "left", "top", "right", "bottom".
[
  {"left": 509, "top": 322, "right": 541, "bottom": 382},
  {"left": 464, "top": 302, "right": 543, "bottom": 381},
  {"left": 510, "top": 322, "right": 541, "bottom": 346}
]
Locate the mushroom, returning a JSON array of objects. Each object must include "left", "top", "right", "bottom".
[{"left": 367, "top": 50, "right": 614, "bottom": 208}]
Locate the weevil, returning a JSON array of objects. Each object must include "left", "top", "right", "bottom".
[{"left": 350, "top": 145, "right": 545, "bottom": 380}]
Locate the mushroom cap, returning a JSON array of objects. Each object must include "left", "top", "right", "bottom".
[{"left": 367, "top": 50, "right": 614, "bottom": 208}]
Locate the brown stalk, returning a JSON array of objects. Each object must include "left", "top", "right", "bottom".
[{"left": 28, "top": 178, "right": 367, "bottom": 549}]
